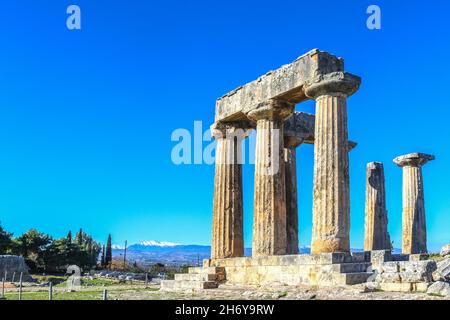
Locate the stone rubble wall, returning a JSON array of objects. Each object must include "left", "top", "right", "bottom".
[{"left": 372, "top": 259, "right": 436, "bottom": 292}]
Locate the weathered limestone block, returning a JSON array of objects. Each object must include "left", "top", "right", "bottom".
[
  {"left": 394, "top": 153, "right": 435, "bottom": 254},
  {"left": 381, "top": 261, "right": 400, "bottom": 273},
  {"left": 433, "top": 258, "right": 450, "bottom": 281},
  {"left": 399, "top": 260, "right": 437, "bottom": 275},
  {"left": 427, "top": 281, "right": 450, "bottom": 297},
  {"left": 441, "top": 244, "right": 450, "bottom": 257},
  {"left": 0, "top": 255, "right": 32, "bottom": 282},
  {"left": 364, "top": 162, "right": 391, "bottom": 251},
  {"left": 409, "top": 254, "right": 429, "bottom": 261},
  {"left": 215, "top": 49, "right": 344, "bottom": 122},
  {"left": 247, "top": 100, "right": 294, "bottom": 257},
  {"left": 376, "top": 260, "right": 437, "bottom": 287},
  {"left": 305, "top": 72, "right": 361, "bottom": 254},
  {"left": 210, "top": 122, "right": 250, "bottom": 259},
  {"left": 380, "top": 282, "right": 429, "bottom": 293},
  {"left": 369, "top": 250, "right": 392, "bottom": 271}
]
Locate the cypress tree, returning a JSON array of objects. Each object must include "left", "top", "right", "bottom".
[
  {"left": 105, "top": 234, "right": 112, "bottom": 268},
  {"left": 67, "top": 230, "right": 72, "bottom": 243},
  {"left": 101, "top": 244, "right": 106, "bottom": 267},
  {"left": 76, "top": 228, "right": 83, "bottom": 246}
]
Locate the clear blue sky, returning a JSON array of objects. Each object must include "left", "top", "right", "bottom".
[{"left": 0, "top": 1, "right": 448, "bottom": 252}]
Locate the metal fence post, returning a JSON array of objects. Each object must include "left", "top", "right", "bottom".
[
  {"left": 49, "top": 282, "right": 53, "bottom": 301},
  {"left": 1, "top": 277, "right": 5, "bottom": 298},
  {"left": 18, "top": 272, "right": 23, "bottom": 300}
]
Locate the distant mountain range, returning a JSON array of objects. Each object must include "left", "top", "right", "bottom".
[
  {"left": 112, "top": 241, "right": 310, "bottom": 266},
  {"left": 112, "top": 241, "right": 401, "bottom": 266}
]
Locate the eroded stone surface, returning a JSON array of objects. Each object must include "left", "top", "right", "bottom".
[
  {"left": 307, "top": 74, "right": 360, "bottom": 254},
  {"left": 394, "top": 152, "right": 435, "bottom": 254},
  {"left": 434, "top": 258, "right": 450, "bottom": 281},
  {"left": 215, "top": 49, "right": 345, "bottom": 122},
  {"left": 211, "top": 123, "right": 249, "bottom": 259},
  {"left": 364, "top": 162, "right": 391, "bottom": 251},
  {"left": 441, "top": 244, "right": 450, "bottom": 257},
  {"left": 427, "top": 281, "right": 450, "bottom": 297},
  {"left": 374, "top": 260, "right": 437, "bottom": 292},
  {"left": 248, "top": 100, "right": 294, "bottom": 257}
]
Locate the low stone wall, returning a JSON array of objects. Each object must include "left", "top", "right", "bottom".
[
  {"left": 204, "top": 253, "right": 370, "bottom": 287},
  {"left": 0, "top": 255, "right": 32, "bottom": 282}
]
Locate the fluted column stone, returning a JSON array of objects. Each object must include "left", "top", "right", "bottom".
[
  {"left": 284, "top": 137, "right": 302, "bottom": 255},
  {"left": 211, "top": 122, "right": 250, "bottom": 259},
  {"left": 394, "top": 153, "right": 435, "bottom": 255},
  {"left": 364, "top": 162, "right": 391, "bottom": 251},
  {"left": 305, "top": 72, "right": 361, "bottom": 254},
  {"left": 247, "top": 100, "right": 294, "bottom": 257}
]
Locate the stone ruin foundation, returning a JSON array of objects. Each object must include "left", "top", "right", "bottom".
[{"left": 162, "top": 49, "right": 437, "bottom": 293}]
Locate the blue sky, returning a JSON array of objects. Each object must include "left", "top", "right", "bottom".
[{"left": 0, "top": 1, "right": 448, "bottom": 252}]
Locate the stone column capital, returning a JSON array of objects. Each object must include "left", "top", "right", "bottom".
[
  {"left": 367, "top": 161, "right": 383, "bottom": 171},
  {"left": 348, "top": 141, "right": 358, "bottom": 152},
  {"left": 393, "top": 153, "right": 435, "bottom": 168},
  {"left": 284, "top": 136, "right": 304, "bottom": 148},
  {"left": 246, "top": 99, "right": 294, "bottom": 122},
  {"left": 284, "top": 111, "right": 315, "bottom": 148},
  {"left": 210, "top": 121, "right": 253, "bottom": 140},
  {"left": 305, "top": 72, "right": 361, "bottom": 100}
]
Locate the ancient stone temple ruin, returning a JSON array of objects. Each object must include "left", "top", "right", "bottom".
[{"left": 162, "top": 49, "right": 437, "bottom": 292}]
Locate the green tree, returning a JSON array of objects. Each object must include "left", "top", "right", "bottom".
[
  {"left": 105, "top": 234, "right": 112, "bottom": 268},
  {"left": 75, "top": 228, "right": 83, "bottom": 246},
  {"left": 101, "top": 244, "right": 105, "bottom": 267},
  {"left": 67, "top": 230, "right": 72, "bottom": 243},
  {"left": 0, "top": 223, "right": 13, "bottom": 254},
  {"left": 12, "top": 229, "right": 52, "bottom": 271}
]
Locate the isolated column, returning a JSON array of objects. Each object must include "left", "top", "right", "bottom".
[
  {"left": 305, "top": 72, "right": 361, "bottom": 254},
  {"left": 364, "top": 162, "right": 391, "bottom": 251},
  {"left": 394, "top": 153, "right": 435, "bottom": 254},
  {"left": 211, "top": 122, "right": 249, "bottom": 259},
  {"left": 247, "top": 100, "right": 294, "bottom": 257}
]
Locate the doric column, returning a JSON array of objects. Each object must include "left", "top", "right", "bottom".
[
  {"left": 284, "top": 138, "right": 302, "bottom": 255},
  {"left": 211, "top": 122, "right": 250, "bottom": 259},
  {"left": 247, "top": 100, "right": 294, "bottom": 257},
  {"left": 283, "top": 112, "right": 315, "bottom": 255},
  {"left": 394, "top": 153, "right": 435, "bottom": 254},
  {"left": 364, "top": 162, "right": 391, "bottom": 251},
  {"left": 305, "top": 72, "right": 361, "bottom": 254}
]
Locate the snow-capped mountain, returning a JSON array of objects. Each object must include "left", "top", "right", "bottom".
[{"left": 135, "top": 240, "right": 180, "bottom": 247}]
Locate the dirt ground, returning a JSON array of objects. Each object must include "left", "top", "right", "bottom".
[{"left": 3, "top": 282, "right": 449, "bottom": 300}]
